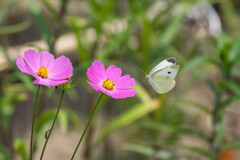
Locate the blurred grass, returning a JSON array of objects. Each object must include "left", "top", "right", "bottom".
[{"left": 1, "top": 0, "right": 240, "bottom": 160}]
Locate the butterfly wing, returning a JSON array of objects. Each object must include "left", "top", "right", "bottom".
[
  {"left": 149, "top": 57, "right": 177, "bottom": 75},
  {"left": 152, "top": 65, "right": 180, "bottom": 79},
  {"left": 148, "top": 75, "right": 176, "bottom": 94},
  {"left": 147, "top": 57, "right": 179, "bottom": 94}
]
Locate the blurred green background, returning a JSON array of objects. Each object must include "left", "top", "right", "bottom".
[{"left": 1, "top": 0, "right": 240, "bottom": 160}]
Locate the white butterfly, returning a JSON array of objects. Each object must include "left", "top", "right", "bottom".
[{"left": 146, "top": 57, "right": 180, "bottom": 94}]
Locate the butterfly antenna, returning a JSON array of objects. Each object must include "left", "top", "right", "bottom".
[{"left": 136, "top": 67, "right": 147, "bottom": 76}]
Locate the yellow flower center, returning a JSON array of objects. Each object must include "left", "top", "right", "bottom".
[
  {"left": 37, "top": 66, "right": 49, "bottom": 78},
  {"left": 102, "top": 79, "right": 115, "bottom": 91}
]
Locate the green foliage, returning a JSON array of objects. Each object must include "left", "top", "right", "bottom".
[
  {"left": 0, "top": 20, "right": 31, "bottom": 35},
  {"left": 26, "top": 0, "right": 53, "bottom": 52},
  {"left": 0, "top": 144, "right": 10, "bottom": 160},
  {"left": 1, "top": 0, "right": 240, "bottom": 159},
  {"left": 0, "top": 0, "right": 17, "bottom": 23},
  {"left": 13, "top": 139, "right": 27, "bottom": 160},
  {"left": 35, "top": 108, "right": 81, "bottom": 146},
  {"left": 124, "top": 143, "right": 180, "bottom": 160}
]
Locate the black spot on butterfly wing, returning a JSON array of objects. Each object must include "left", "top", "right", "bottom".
[
  {"left": 168, "top": 71, "right": 171, "bottom": 74},
  {"left": 166, "top": 57, "right": 176, "bottom": 64}
]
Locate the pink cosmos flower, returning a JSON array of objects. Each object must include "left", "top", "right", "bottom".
[
  {"left": 16, "top": 49, "right": 73, "bottom": 87},
  {"left": 87, "top": 61, "right": 137, "bottom": 99}
]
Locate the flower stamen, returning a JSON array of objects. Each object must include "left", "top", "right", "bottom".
[
  {"left": 102, "top": 79, "right": 115, "bottom": 91},
  {"left": 38, "top": 66, "right": 49, "bottom": 78}
]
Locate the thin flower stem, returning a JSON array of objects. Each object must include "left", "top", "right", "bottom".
[
  {"left": 71, "top": 93, "right": 104, "bottom": 160},
  {"left": 30, "top": 85, "right": 41, "bottom": 160},
  {"left": 40, "top": 91, "right": 65, "bottom": 160}
]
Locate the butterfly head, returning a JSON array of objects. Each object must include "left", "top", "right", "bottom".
[{"left": 166, "top": 57, "right": 176, "bottom": 64}]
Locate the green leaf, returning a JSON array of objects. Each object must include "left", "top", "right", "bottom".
[
  {"left": 26, "top": 0, "right": 53, "bottom": 51},
  {"left": 0, "top": 45, "right": 14, "bottom": 67},
  {"left": 225, "top": 80, "right": 240, "bottom": 97},
  {"left": 96, "top": 20, "right": 133, "bottom": 60},
  {"left": 62, "top": 108, "right": 82, "bottom": 131},
  {"left": 69, "top": 17, "right": 89, "bottom": 62},
  {"left": 124, "top": 143, "right": 180, "bottom": 160},
  {"left": 220, "top": 3, "right": 239, "bottom": 33},
  {"left": 89, "top": 0, "right": 115, "bottom": 20},
  {"left": 138, "top": 121, "right": 208, "bottom": 141},
  {"left": 40, "top": 0, "right": 58, "bottom": 20},
  {"left": 36, "top": 109, "right": 68, "bottom": 134},
  {"left": 15, "top": 73, "right": 35, "bottom": 93},
  {"left": 157, "top": 2, "right": 189, "bottom": 47},
  {"left": 58, "top": 110, "right": 68, "bottom": 133},
  {"left": 222, "top": 97, "right": 239, "bottom": 108},
  {"left": 0, "top": 0, "right": 17, "bottom": 23},
  {"left": 13, "top": 139, "right": 27, "bottom": 160},
  {"left": 229, "top": 37, "right": 240, "bottom": 62},
  {"left": 0, "top": 144, "right": 11, "bottom": 160},
  {"left": 177, "top": 99, "right": 211, "bottom": 114},
  {"left": 35, "top": 110, "right": 55, "bottom": 146},
  {"left": 213, "top": 120, "right": 224, "bottom": 148},
  {"left": 134, "top": 82, "right": 153, "bottom": 103},
  {"left": 205, "top": 79, "right": 220, "bottom": 95},
  {"left": 139, "top": 15, "right": 153, "bottom": 70},
  {"left": 182, "top": 56, "right": 215, "bottom": 71},
  {"left": 176, "top": 144, "right": 212, "bottom": 159},
  {"left": 35, "top": 108, "right": 81, "bottom": 144},
  {"left": 221, "top": 141, "right": 240, "bottom": 150},
  {"left": 0, "top": 20, "right": 31, "bottom": 35},
  {"left": 94, "top": 102, "right": 159, "bottom": 146},
  {"left": 35, "top": 109, "right": 65, "bottom": 147}
]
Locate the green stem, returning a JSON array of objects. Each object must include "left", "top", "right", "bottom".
[
  {"left": 70, "top": 93, "right": 104, "bottom": 160},
  {"left": 39, "top": 91, "right": 65, "bottom": 160},
  {"left": 30, "top": 85, "right": 41, "bottom": 160}
]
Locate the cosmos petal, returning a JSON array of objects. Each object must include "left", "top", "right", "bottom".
[
  {"left": 33, "top": 78, "right": 68, "bottom": 87},
  {"left": 48, "top": 55, "right": 73, "bottom": 79},
  {"left": 87, "top": 61, "right": 106, "bottom": 84},
  {"left": 24, "top": 49, "right": 40, "bottom": 71},
  {"left": 115, "top": 75, "right": 135, "bottom": 89},
  {"left": 87, "top": 65, "right": 102, "bottom": 84},
  {"left": 87, "top": 81, "right": 102, "bottom": 92},
  {"left": 39, "top": 51, "right": 55, "bottom": 68},
  {"left": 16, "top": 49, "right": 73, "bottom": 87},
  {"left": 16, "top": 56, "right": 38, "bottom": 78},
  {"left": 106, "top": 65, "right": 122, "bottom": 82},
  {"left": 111, "top": 89, "right": 137, "bottom": 99},
  {"left": 86, "top": 61, "right": 136, "bottom": 99}
]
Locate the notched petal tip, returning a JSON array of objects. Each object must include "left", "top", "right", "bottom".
[
  {"left": 24, "top": 49, "right": 37, "bottom": 55},
  {"left": 91, "top": 61, "right": 105, "bottom": 69},
  {"left": 87, "top": 60, "right": 106, "bottom": 80}
]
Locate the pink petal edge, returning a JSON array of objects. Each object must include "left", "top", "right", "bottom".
[
  {"left": 87, "top": 64, "right": 103, "bottom": 84},
  {"left": 87, "top": 81, "right": 102, "bottom": 92},
  {"left": 91, "top": 61, "right": 106, "bottom": 80},
  {"left": 111, "top": 89, "right": 137, "bottom": 99},
  {"left": 16, "top": 56, "right": 38, "bottom": 78},
  {"left": 24, "top": 49, "right": 40, "bottom": 71},
  {"left": 33, "top": 78, "right": 68, "bottom": 87}
]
